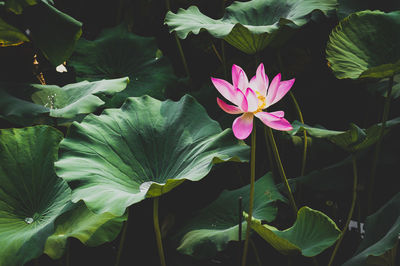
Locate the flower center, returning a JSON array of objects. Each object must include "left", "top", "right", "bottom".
[{"left": 255, "top": 92, "right": 266, "bottom": 113}]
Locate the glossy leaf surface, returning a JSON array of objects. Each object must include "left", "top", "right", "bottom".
[
  {"left": 247, "top": 207, "right": 340, "bottom": 257},
  {"left": 0, "top": 126, "right": 70, "bottom": 265},
  {"left": 343, "top": 192, "right": 400, "bottom": 265},
  {"left": 55, "top": 95, "right": 250, "bottom": 216},
  {"left": 44, "top": 202, "right": 127, "bottom": 259},
  {"left": 69, "top": 24, "right": 176, "bottom": 106},
  {"left": 165, "top": 0, "right": 337, "bottom": 54},
  {"left": 326, "top": 10, "right": 400, "bottom": 79},
  {"left": 289, "top": 118, "right": 400, "bottom": 152},
  {"left": 0, "top": 78, "right": 128, "bottom": 125},
  {"left": 176, "top": 173, "right": 287, "bottom": 259}
]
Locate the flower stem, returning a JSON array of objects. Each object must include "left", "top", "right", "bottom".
[
  {"left": 367, "top": 75, "right": 394, "bottom": 214},
  {"left": 154, "top": 197, "right": 167, "bottom": 266},
  {"left": 328, "top": 155, "right": 358, "bottom": 266},
  {"left": 266, "top": 127, "right": 298, "bottom": 214},
  {"left": 241, "top": 124, "right": 256, "bottom": 266},
  {"left": 114, "top": 208, "right": 130, "bottom": 266},
  {"left": 238, "top": 196, "right": 243, "bottom": 243}
]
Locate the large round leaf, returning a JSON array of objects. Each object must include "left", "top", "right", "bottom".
[
  {"left": 326, "top": 10, "right": 400, "bottom": 79},
  {"left": 69, "top": 24, "right": 176, "bottom": 106},
  {"left": 176, "top": 172, "right": 287, "bottom": 259},
  {"left": 165, "top": 0, "right": 337, "bottom": 54},
  {"left": 30, "top": 77, "right": 129, "bottom": 118},
  {"left": 0, "top": 78, "right": 128, "bottom": 125},
  {"left": 367, "top": 74, "right": 400, "bottom": 99},
  {"left": 44, "top": 201, "right": 127, "bottom": 259},
  {"left": 0, "top": 83, "right": 49, "bottom": 126},
  {"left": 289, "top": 118, "right": 400, "bottom": 153},
  {"left": 2, "top": 1, "right": 81, "bottom": 64},
  {"left": 246, "top": 207, "right": 341, "bottom": 257},
  {"left": 337, "top": 0, "right": 400, "bottom": 20},
  {"left": 55, "top": 95, "right": 250, "bottom": 216},
  {"left": 0, "top": 126, "right": 71, "bottom": 266},
  {"left": 343, "top": 192, "right": 400, "bottom": 266},
  {"left": 20, "top": 1, "right": 82, "bottom": 66}
]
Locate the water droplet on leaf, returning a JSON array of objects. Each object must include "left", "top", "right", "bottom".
[{"left": 24, "top": 217, "right": 34, "bottom": 224}]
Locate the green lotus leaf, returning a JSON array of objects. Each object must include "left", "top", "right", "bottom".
[
  {"left": 30, "top": 77, "right": 129, "bottom": 118},
  {"left": 337, "top": 0, "right": 400, "bottom": 20},
  {"left": 3, "top": 1, "right": 79, "bottom": 64},
  {"left": 55, "top": 95, "right": 250, "bottom": 216},
  {"left": 0, "top": 83, "right": 49, "bottom": 126},
  {"left": 69, "top": 24, "right": 176, "bottom": 107},
  {"left": 0, "top": 126, "right": 71, "bottom": 266},
  {"left": 283, "top": 154, "right": 354, "bottom": 192},
  {"left": 44, "top": 201, "right": 127, "bottom": 259},
  {"left": 367, "top": 74, "right": 400, "bottom": 99},
  {"left": 246, "top": 206, "right": 340, "bottom": 257},
  {"left": 0, "top": 16, "right": 29, "bottom": 46},
  {"left": 0, "top": 78, "right": 128, "bottom": 125},
  {"left": 176, "top": 172, "right": 287, "bottom": 259},
  {"left": 326, "top": 10, "right": 400, "bottom": 79},
  {"left": 165, "top": 0, "right": 337, "bottom": 54},
  {"left": 343, "top": 192, "right": 400, "bottom": 266},
  {"left": 289, "top": 118, "right": 400, "bottom": 152},
  {"left": 21, "top": 1, "right": 82, "bottom": 65}
]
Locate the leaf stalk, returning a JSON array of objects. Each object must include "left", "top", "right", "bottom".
[
  {"left": 367, "top": 75, "right": 394, "bottom": 214},
  {"left": 328, "top": 155, "right": 358, "bottom": 266},
  {"left": 154, "top": 197, "right": 167, "bottom": 266}
]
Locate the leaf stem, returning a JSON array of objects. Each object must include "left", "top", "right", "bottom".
[
  {"left": 266, "top": 126, "right": 298, "bottom": 214},
  {"left": 221, "top": 40, "right": 227, "bottom": 79},
  {"left": 328, "top": 155, "right": 358, "bottom": 266},
  {"left": 367, "top": 75, "right": 394, "bottom": 214},
  {"left": 241, "top": 124, "right": 256, "bottom": 266},
  {"left": 115, "top": 0, "right": 125, "bottom": 24},
  {"left": 289, "top": 92, "right": 308, "bottom": 177},
  {"left": 154, "top": 197, "right": 167, "bottom": 266},
  {"left": 114, "top": 208, "right": 130, "bottom": 266},
  {"left": 249, "top": 238, "right": 262, "bottom": 266},
  {"left": 263, "top": 127, "right": 276, "bottom": 177},
  {"left": 165, "top": 0, "right": 190, "bottom": 78},
  {"left": 277, "top": 50, "right": 308, "bottom": 200},
  {"left": 65, "top": 239, "right": 70, "bottom": 266},
  {"left": 174, "top": 34, "right": 190, "bottom": 78},
  {"left": 211, "top": 42, "right": 224, "bottom": 64}
]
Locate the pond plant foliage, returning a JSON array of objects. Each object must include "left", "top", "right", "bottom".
[{"left": 0, "top": 0, "right": 399, "bottom": 265}]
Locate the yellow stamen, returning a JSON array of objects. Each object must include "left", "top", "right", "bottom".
[{"left": 255, "top": 91, "right": 266, "bottom": 113}]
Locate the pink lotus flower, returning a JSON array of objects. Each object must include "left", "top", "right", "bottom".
[{"left": 211, "top": 63, "right": 294, "bottom": 139}]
